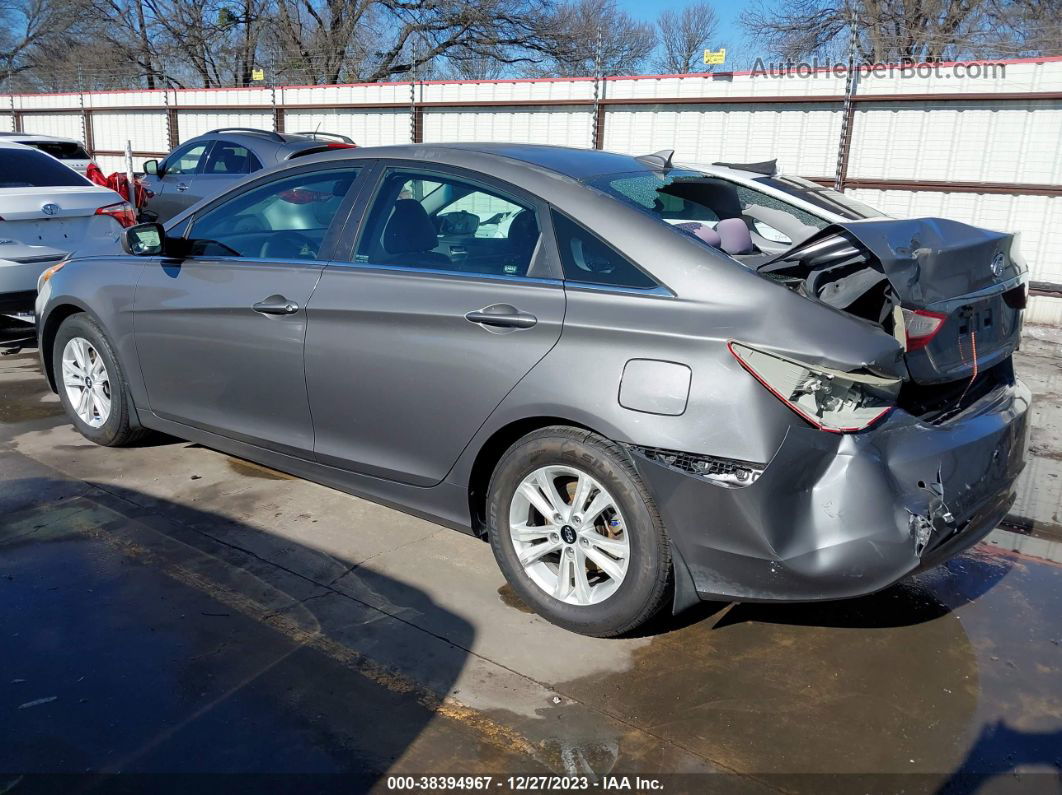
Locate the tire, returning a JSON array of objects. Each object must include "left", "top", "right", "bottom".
[
  {"left": 487, "top": 426, "right": 672, "bottom": 637},
  {"left": 52, "top": 313, "right": 146, "bottom": 447}
]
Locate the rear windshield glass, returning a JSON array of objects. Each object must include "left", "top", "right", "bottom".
[
  {"left": 20, "top": 141, "right": 90, "bottom": 160},
  {"left": 753, "top": 175, "right": 885, "bottom": 220},
  {"left": 0, "top": 149, "right": 91, "bottom": 187},
  {"left": 585, "top": 169, "right": 831, "bottom": 249}
]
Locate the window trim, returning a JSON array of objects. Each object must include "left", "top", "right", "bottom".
[
  {"left": 337, "top": 159, "right": 562, "bottom": 283},
  {"left": 180, "top": 162, "right": 365, "bottom": 264}
]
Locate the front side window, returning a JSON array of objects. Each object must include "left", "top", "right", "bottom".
[
  {"left": 189, "top": 167, "right": 360, "bottom": 260},
  {"left": 163, "top": 142, "right": 209, "bottom": 176},
  {"left": 0, "top": 148, "right": 90, "bottom": 188},
  {"left": 551, "top": 210, "right": 657, "bottom": 290},
  {"left": 354, "top": 169, "right": 541, "bottom": 278},
  {"left": 203, "top": 142, "right": 260, "bottom": 175}
]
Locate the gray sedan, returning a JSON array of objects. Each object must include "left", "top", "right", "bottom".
[{"left": 35, "top": 144, "right": 1030, "bottom": 636}]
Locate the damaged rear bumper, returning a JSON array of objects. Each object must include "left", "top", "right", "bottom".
[{"left": 629, "top": 379, "right": 1030, "bottom": 602}]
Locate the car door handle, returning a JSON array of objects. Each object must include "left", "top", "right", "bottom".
[
  {"left": 253, "top": 295, "right": 299, "bottom": 315},
  {"left": 176, "top": 183, "right": 189, "bottom": 192},
  {"left": 465, "top": 305, "right": 537, "bottom": 329}
]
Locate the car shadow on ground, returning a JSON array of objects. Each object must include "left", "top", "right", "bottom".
[{"left": 0, "top": 477, "right": 531, "bottom": 785}]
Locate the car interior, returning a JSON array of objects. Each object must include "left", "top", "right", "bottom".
[
  {"left": 188, "top": 171, "right": 357, "bottom": 260},
  {"left": 602, "top": 174, "right": 828, "bottom": 265},
  {"left": 357, "top": 174, "right": 542, "bottom": 277}
]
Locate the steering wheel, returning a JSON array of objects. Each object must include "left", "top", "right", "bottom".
[{"left": 260, "top": 230, "right": 318, "bottom": 260}]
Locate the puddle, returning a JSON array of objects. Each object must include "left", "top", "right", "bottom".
[
  {"left": 497, "top": 584, "right": 535, "bottom": 614},
  {"left": 226, "top": 457, "right": 293, "bottom": 481}
]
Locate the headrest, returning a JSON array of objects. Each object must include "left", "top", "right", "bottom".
[
  {"left": 674, "top": 222, "right": 721, "bottom": 248},
  {"left": 716, "top": 217, "right": 754, "bottom": 255},
  {"left": 507, "top": 210, "right": 538, "bottom": 250},
  {"left": 384, "top": 199, "right": 439, "bottom": 254}
]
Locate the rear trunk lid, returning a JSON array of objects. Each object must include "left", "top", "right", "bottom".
[
  {"left": 0, "top": 185, "right": 123, "bottom": 257},
  {"left": 758, "top": 217, "right": 1027, "bottom": 385}
]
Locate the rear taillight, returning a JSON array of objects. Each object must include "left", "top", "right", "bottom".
[
  {"left": 901, "top": 308, "right": 947, "bottom": 351},
  {"left": 728, "top": 341, "right": 900, "bottom": 433},
  {"left": 96, "top": 201, "right": 137, "bottom": 228}
]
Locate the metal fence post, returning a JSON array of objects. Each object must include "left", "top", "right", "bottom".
[
  {"left": 834, "top": 16, "right": 861, "bottom": 191},
  {"left": 591, "top": 32, "right": 605, "bottom": 149}
]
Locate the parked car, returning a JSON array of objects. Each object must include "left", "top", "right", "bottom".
[
  {"left": 0, "top": 132, "right": 94, "bottom": 176},
  {"left": 36, "top": 144, "right": 1029, "bottom": 637},
  {"left": 0, "top": 141, "right": 133, "bottom": 314},
  {"left": 140, "top": 128, "right": 355, "bottom": 221}
]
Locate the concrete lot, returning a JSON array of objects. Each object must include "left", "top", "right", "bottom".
[{"left": 1, "top": 319, "right": 1060, "bottom": 791}]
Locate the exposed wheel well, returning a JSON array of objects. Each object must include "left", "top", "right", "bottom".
[
  {"left": 467, "top": 416, "right": 595, "bottom": 537},
  {"left": 40, "top": 305, "right": 85, "bottom": 392}
]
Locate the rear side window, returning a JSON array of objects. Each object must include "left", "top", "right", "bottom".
[
  {"left": 0, "top": 149, "right": 90, "bottom": 187},
  {"left": 20, "top": 141, "right": 90, "bottom": 160},
  {"left": 551, "top": 210, "right": 657, "bottom": 290}
]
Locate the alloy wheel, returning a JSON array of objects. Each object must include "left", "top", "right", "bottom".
[
  {"left": 61, "top": 337, "right": 111, "bottom": 428},
  {"left": 508, "top": 465, "right": 630, "bottom": 606}
]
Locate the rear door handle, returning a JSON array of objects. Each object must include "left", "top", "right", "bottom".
[
  {"left": 253, "top": 295, "right": 299, "bottom": 315},
  {"left": 176, "top": 183, "right": 189, "bottom": 192},
  {"left": 465, "top": 304, "right": 537, "bottom": 329}
]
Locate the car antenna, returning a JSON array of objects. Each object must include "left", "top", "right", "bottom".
[{"left": 637, "top": 149, "right": 675, "bottom": 170}]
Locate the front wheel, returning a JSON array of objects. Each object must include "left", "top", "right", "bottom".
[
  {"left": 487, "top": 426, "right": 672, "bottom": 637},
  {"left": 53, "top": 314, "right": 145, "bottom": 447}
]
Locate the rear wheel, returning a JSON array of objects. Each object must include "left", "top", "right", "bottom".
[
  {"left": 53, "top": 314, "right": 145, "bottom": 447},
  {"left": 487, "top": 426, "right": 671, "bottom": 637}
]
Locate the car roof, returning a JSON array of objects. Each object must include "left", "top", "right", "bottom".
[
  {"left": 307, "top": 142, "right": 660, "bottom": 182},
  {"left": 0, "top": 132, "right": 83, "bottom": 144}
]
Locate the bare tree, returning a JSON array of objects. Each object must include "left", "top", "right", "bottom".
[
  {"left": 0, "top": 0, "right": 91, "bottom": 86},
  {"left": 656, "top": 2, "right": 719, "bottom": 74},
  {"left": 532, "top": 0, "right": 656, "bottom": 76},
  {"left": 742, "top": 0, "right": 1059, "bottom": 63}
]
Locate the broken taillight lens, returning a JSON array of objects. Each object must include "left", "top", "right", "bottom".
[
  {"left": 96, "top": 201, "right": 138, "bottom": 228},
  {"left": 728, "top": 341, "right": 901, "bottom": 433},
  {"left": 901, "top": 308, "right": 947, "bottom": 351}
]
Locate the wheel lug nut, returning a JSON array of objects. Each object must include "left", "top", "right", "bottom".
[
  {"left": 550, "top": 533, "right": 559, "bottom": 542},
  {"left": 580, "top": 537, "right": 589, "bottom": 546}
]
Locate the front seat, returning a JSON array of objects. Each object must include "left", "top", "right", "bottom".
[
  {"left": 380, "top": 199, "right": 451, "bottom": 268},
  {"left": 505, "top": 210, "right": 539, "bottom": 274}
]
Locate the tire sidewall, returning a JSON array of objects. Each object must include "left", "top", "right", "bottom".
[
  {"left": 52, "top": 315, "right": 132, "bottom": 446},
  {"left": 488, "top": 431, "right": 668, "bottom": 635}
]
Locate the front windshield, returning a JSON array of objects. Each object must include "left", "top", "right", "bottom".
[{"left": 585, "top": 169, "right": 830, "bottom": 253}]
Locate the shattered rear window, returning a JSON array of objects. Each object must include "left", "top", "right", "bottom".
[
  {"left": 586, "top": 170, "right": 829, "bottom": 248},
  {"left": 753, "top": 176, "right": 885, "bottom": 220}
]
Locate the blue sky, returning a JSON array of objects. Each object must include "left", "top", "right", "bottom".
[{"left": 618, "top": 0, "right": 755, "bottom": 66}]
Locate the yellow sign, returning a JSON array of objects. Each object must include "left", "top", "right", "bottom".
[
  {"left": 252, "top": 68, "right": 265, "bottom": 81},
  {"left": 704, "top": 48, "right": 726, "bottom": 66}
]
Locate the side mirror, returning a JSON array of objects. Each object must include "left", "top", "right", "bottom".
[
  {"left": 122, "top": 222, "right": 165, "bottom": 256},
  {"left": 143, "top": 159, "right": 159, "bottom": 176}
]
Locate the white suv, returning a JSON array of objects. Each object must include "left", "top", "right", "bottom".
[{"left": 0, "top": 132, "right": 94, "bottom": 176}]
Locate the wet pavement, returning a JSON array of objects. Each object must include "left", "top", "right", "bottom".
[{"left": 1, "top": 321, "right": 1060, "bottom": 792}]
